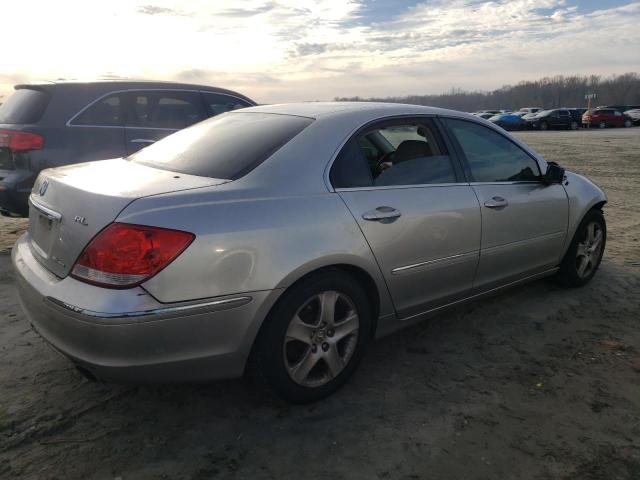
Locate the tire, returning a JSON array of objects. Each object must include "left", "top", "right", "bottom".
[
  {"left": 539, "top": 121, "right": 549, "bottom": 131},
  {"left": 249, "top": 269, "right": 373, "bottom": 403},
  {"left": 624, "top": 119, "right": 632, "bottom": 128},
  {"left": 556, "top": 209, "right": 606, "bottom": 287},
  {"left": 570, "top": 121, "right": 578, "bottom": 130},
  {"left": 599, "top": 121, "right": 606, "bottom": 129}
]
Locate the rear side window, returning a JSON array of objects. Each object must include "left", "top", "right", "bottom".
[
  {"left": 129, "top": 112, "right": 313, "bottom": 180},
  {"left": 202, "top": 92, "right": 252, "bottom": 116},
  {"left": 445, "top": 118, "right": 540, "bottom": 182},
  {"left": 71, "top": 93, "right": 124, "bottom": 126},
  {"left": 0, "top": 88, "right": 51, "bottom": 124},
  {"left": 331, "top": 120, "right": 457, "bottom": 188},
  {"left": 126, "top": 91, "right": 206, "bottom": 129}
]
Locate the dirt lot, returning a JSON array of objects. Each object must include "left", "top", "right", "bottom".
[{"left": 1, "top": 128, "right": 639, "bottom": 479}]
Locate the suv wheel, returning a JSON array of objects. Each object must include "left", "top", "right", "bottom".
[
  {"left": 250, "top": 269, "right": 372, "bottom": 403},
  {"left": 556, "top": 209, "right": 606, "bottom": 287},
  {"left": 624, "top": 119, "right": 632, "bottom": 128},
  {"left": 569, "top": 121, "right": 578, "bottom": 130},
  {"left": 539, "top": 121, "right": 549, "bottom": 131}
]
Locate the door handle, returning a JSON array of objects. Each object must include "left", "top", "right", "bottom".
[
  {"left": 130, "top": 138, "right": 156, "bottom": 144},
  {"left": 484, "top": 196, "right": 508, "bottom": 209},
  {"left": 362, "top": 206, "right": 402, "bottom": 221}
]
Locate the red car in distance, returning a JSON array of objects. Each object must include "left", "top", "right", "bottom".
[{"left": 582, "top": 108, "right": 633, "bottom": 128}]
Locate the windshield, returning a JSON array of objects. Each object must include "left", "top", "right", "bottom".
[{"left": 129, "top": 112, "right": 314, "bottom": 180}]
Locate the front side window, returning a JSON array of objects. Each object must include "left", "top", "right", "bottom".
[
  {"left": 71, "top": 93, "right": 124, "bottom": 126},
  {"left": 331, "top": 120, "right": 457, "bottom": 188},
  {"left": 445, "top": 118, "right": 541, "bottom": 182},
  {"left": 129, "top": 112, "right": 313, "bottom": 180},
  {"left": 202, "top": 92, "right": 251, "bottom": 117},
  {"left": 125, "top": 91, "right": 206, "bottom": 129}
]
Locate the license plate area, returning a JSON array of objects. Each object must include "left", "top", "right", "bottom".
[{"left": 28, "top": 197, "right": 62, "bottom": 260}]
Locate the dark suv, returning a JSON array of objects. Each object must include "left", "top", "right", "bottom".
[
  {"left": 525, "top": 109, "right": 580, "bottom": 130},
  {"left": 0, "top": 80, "right": 255, "bottom": 216}
]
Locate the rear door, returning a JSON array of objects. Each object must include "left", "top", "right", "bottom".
[
  {"left": 123, "top": 90, "right": 207, "bottom": 154},
  {"left": 66, "top": 92, "right": 127, "bottom": 162},
  {"left": 443, "top": 118, "right": 568, "bottom": 292},
  {"left": 331, "top": 117, "right": 481, "bottom": 317}
]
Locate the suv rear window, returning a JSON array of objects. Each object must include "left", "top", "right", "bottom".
[
  {"left": 0, "top": 88, "right": 51, "bottom": 124},
  {"left": 129, "top": 112, "right": 313, "bottom": 180}
]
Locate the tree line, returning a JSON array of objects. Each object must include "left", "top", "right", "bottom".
[{"left": 335, "top": 72, "right": 640, "bottom": 112}]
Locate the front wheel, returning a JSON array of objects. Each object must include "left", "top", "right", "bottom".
[
  {"left": 570, "top": 121, "right": 579, "bottom": 130},
  {"left": 250, "top": 269, "right": 372, "bottom": 403},
  {"left": 624, "top": 119, "right": 632, "bottom": 128},
  {"left": 556, "top": 209, "right": 606, "bottom": 287},
  {"left": 599, "top": 121, "right": 606, "bottom": 129},
  {"left": 539, "top": 121, "right": 549, "bottom": 131}
]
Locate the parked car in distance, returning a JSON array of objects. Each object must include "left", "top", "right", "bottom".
[
  {"left": 624, "top": 108, "right": 640, "bottom": 125},
  {"left": 517, "top": 107, "right": 542, "bottom": 114},
  {"left": 474, "top": 112, "right": 495, "bottom": 119},
  {"left": 582, "top": 109, "right": 633, "bottom": 128},
  {"left": 0, "top": 80, "right": 256, "bottom": 216},
  {"left": 14, "top": 102, "right": 607, "bottom": 403},
  {"left": 525, "top": 109, "right": 580, "bottom": 130},
  {"left": 488, "top": 113, "right": 527, "bottom": 131}
]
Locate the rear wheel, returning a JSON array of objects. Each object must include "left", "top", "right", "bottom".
[
  {"left": 250, "top": 269, "right": 372, "bottom": 403},
  {"left": 599, "top": 121, "right": 606, "bottom": 129},
  {"left": 624, "top": 119, "right": 632, "bottom": 128},
  {"left": 539, "top": 121, "right": 549, "bottom": 131},
  {"left": 570, "top": 121, "right": 578, "bottom": 130},
  {"left": 556, "top": 209, "right": 606, "bottom": 287}
]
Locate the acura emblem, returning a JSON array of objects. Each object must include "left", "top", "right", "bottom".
[{"left": 39, "top": 179, "right": 49, "bottom": 196}]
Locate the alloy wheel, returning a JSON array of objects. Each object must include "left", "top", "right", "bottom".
[
  {"left": 575, "top": 221, "right": 604, "bottom": 279},
  {"left": 283, "top": 291, "right": 359, "bottom": 387}
]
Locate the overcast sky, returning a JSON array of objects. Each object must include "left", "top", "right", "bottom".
[{"left": 1, "top": 0, "right": 639, "bottom": 103}]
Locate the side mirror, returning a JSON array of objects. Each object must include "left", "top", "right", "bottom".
[{"left": 543, "top": 162, "right": 565, "bottom": 185}]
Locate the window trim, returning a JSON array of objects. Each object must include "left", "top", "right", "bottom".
[
  {"left": 327, "top": 114, "right": 466, "bottom": 191},
  {"left": 441, "top": 116, "right": 545, "bottom": 184},
  {"left": 66, "top": 88, "right": 253, "bottom": 129}
]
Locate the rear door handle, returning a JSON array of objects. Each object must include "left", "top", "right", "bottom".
[
  {"left": 484, "top": 196, "right": 508, "bottom": 209},
  {"left": 130, "top": 139, "right": 156, "bottom": 144},
  {"left": 362, "top": 206, "right": 402, "bottom": 221}
]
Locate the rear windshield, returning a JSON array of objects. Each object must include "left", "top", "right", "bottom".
[
  {"left": 0, "top": 88, "right": 51, "bottom": 124},
  {"left": 129, "top": 112, "right": 313, "bottom": 180}
]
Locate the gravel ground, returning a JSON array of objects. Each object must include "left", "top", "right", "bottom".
[{"left": 1, "top": 128, "right": 639, "bottom": 480}]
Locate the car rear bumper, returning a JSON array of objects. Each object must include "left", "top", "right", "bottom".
[
  {"left": 0, "top": 175, "right": 30, "bottom": 216},
  {"left": 12, "top": 233, "right": 282, "bottom": 383}
]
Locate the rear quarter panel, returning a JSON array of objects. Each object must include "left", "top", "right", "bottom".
[{"left": 117, "top": 186, "right": 394, "bottom": 317}]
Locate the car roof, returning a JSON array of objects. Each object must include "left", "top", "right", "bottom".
[
  {"left": 14, "top": 79, "right": 255, "bottom": 103},
  {"left": 239, "top": 101, "right": 471, "bottom": 121}
]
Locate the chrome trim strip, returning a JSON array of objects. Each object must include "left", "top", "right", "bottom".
[
  {"left": 29, "top": 195, "right": 62, "bottom": 221},
  {"left": 336, "top": 182, "right": 468, "bottom": 192},
  {"left": 66, "top": 88, "right": 254, "bottom": 128},
  {"left": 46, "top": 295, "right": 252, "bottom": 319},
  {"left": 392, "top": 251, "right": 478, "bottom": 274},
  {"left": 481, "top": 231, "right": 565, "bottom": 257}
]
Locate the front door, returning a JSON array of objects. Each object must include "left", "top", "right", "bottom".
[
  {"left": 331, "top": 118, "right": 481, "bottom": 317},
  {"left": 443, "top": 118, "right": 569, "bottom": 291}
]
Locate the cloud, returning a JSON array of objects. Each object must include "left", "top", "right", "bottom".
[{"left": 1, "top": 0, "right": 638, "bottom": 103}]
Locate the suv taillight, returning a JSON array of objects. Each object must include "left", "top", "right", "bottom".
[
  {"left": 71, "top": 223, "right": 195, "bottom": 288},
  {"left": 0, "top": 129, "right": 44, "bottom": 152}
]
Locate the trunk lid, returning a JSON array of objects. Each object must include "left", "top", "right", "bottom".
[{"left": 27, "top": 158, "right": 227, "bottom": 278}]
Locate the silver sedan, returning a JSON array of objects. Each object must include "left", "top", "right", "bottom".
[{"left": 13, "top": 103, "right": 607, "bottom": 403}]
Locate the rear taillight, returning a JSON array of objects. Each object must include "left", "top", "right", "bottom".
[
  {"left": 71, "top": 223, "right": 195, "bottom": 288},
  {"left": 0, "top": 129, "right": 44, "bottom": 152}
]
